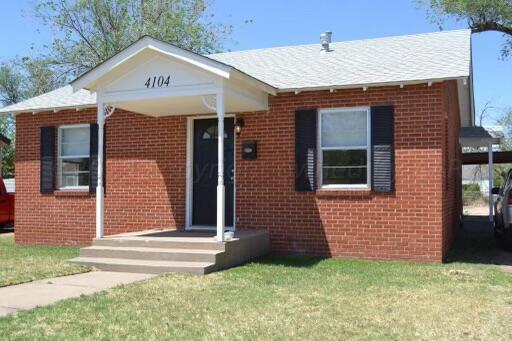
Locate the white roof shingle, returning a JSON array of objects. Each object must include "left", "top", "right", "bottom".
[
  {"left": 209, "top": 29, "right": 471, "bottom": 90},
  {"left": 0, "top": 29, "right": 471, "bottom": 114},
  {"left": 0, "top": 86, "right": 95, "bottom": 114}
]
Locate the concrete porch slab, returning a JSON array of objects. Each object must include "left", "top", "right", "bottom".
[{"left": 70, "top": 229, "right": 271, "bottom": 275}]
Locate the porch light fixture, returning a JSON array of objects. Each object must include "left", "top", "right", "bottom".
[{"left": 235, "top": 117, "right": 245, "bottom": 135}]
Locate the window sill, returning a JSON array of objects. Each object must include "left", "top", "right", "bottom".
[
  {"left": 316, "top": 188, "right": 372, "bottom": 198},
  {"left": 54, "top": 189, "right": 91, "bottom": 197}
]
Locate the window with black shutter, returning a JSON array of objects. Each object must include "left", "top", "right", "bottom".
[
  {"left": 370, "top": 106, "right": 395, "bottom": 192},
  {"left": 89, "top": 123, "right": 106, "bottom": 193},
  {"left": 40, "top": 126, "right": 56, "bottom": 193},
  {"left": 295, "top": 109, "right": 317, "bottom": 191},
  {"left": 57, "top": 125, "right": 91, "bottom": 189},
  {"left": 318, "top": 107, "right": 370, "bottom": 188}
]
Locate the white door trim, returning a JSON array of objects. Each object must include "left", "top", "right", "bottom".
[{"left": 185, "top": 115, "right": 236, "bottom": 231}]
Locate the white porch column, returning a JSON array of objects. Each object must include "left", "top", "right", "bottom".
[
  {"left": 488, "top": 143, "right": 494, "bottom": 222},
  {"left": 216, "top": 91, "right": 225, "bottom": 242},
  {"left": 96, "top": 102, "right": 105, "bottom": 238}
]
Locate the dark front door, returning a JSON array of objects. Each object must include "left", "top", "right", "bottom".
[{"left": 192, "top": 118, "right": 234, "bottom": 226}]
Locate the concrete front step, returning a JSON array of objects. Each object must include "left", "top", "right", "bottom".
[
  {"left": 81, "top": 246, "right": 222, "bottom": 262},
  {"left": 93, "top": 237, "right": 225, "bottom": 251},
  {"left": 69, "top": 230, "right": 271, "bottom": 275},
  {"left": 68, "top": 257, "right": 215, "bottom": 275}
]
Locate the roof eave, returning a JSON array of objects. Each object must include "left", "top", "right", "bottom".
[
  {"left": 276, "top": 76, "right": 471, "bottom": 93},
  {"left": 0, "top": 104, "right": 95, "bottom": 116}
]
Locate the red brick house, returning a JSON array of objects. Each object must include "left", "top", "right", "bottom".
[{"left": 0, "top": 30, "right": 473, "bottom": 263}]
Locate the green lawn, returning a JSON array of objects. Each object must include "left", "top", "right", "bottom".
[
  {"left": 1, "top": 256, "right": 511, "bottom": 340},
  {"left": 1, "top": 223, "right": 512, "bottom": 340},
  {"left": 0, "top": 235, "right": 89, "bottom": 287}
]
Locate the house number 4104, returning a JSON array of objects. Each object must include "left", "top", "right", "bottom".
[{"left": 145, "top": 75, "right": 171, "bottom": 88}]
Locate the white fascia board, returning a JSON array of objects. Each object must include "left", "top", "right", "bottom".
[
  {"left": 0, "top": 104, "right": 95, "bottom": 115},
  {"left": 276, "top": 76, "right": 470, "bottom": 93}
]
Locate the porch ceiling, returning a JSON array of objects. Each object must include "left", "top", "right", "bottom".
[{"left": 115, "top": 90, "right": 268, "bottom": 117}]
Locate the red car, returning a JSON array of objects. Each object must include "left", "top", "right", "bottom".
[{"left": 0, "top": 177, "right": 14, "bottom": 227}]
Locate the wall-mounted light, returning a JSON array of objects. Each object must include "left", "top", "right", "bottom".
[{"left": 235, "top": 117, "right": 245, "bottom": 135}]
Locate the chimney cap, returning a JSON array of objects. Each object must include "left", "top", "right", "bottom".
[{"left": 320, "top": 31, "right": 332, "bottom": 52}]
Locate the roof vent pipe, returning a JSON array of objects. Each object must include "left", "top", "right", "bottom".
[{"left": 320, "top": 31, "right": 332, "bottom": 52}]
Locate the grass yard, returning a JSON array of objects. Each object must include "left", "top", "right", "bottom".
[
  {"left": 0, "top": 235, "right": 89, "bottom": 287},
  {"left": 0, "top": 256, "right": 511, "bottom": 340}
]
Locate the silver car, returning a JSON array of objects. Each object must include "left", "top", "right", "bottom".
[{"left": 492, "top": 169, "right": 512, "bottom": 250}]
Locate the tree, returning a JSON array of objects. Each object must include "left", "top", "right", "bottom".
[
  {"left": 497, "top": 108, "right": 512, "bottom": 150},
  {"left": 0, "top": 0, "right": 231, "bottom": 177},
  {"left": 35, "top": 0, "right": 232, "bottom": 79},
  {"left": 421, "top": 0, "right": 512, "bottom": 57},
  {"left": 0, "top": 57, "right": 65, "bottom": 177}
]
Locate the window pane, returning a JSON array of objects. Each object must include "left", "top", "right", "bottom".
[
  {"left": 321, "top": 110, "right": 367, "bottom": 147},
  {"left": 323, "top": 167, "right": 367, "bottom": 185},
  {"left": 60, "top": 158, "right": 89, "bottom": 187},
  {"left": 62, "top": 127, "right": 89, "bottom": 143},
  {"left": 322, "top": 150, "right": 367, "bottom": 185},
  {"left": 323, "top": 150, "right": 367, "bottom": 167},
  {"left": 61, "top": 127, "right": 90, "bottom": 156},
  {"left": 61, "top": 174, "right": 89, "bottom": 187},
  {"left": 61, "top": 158, "right": 89, "bottom": 173},
  {"left": 61, "top": 142, "right": 89, "bottom": 156}
]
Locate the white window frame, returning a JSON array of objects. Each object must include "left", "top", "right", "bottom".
[
  {"left": 318, "top": 107, "right": 371, "bottom": 190},
  {"left": 57, "top": 124, "right": 91, "bottom": 190}
]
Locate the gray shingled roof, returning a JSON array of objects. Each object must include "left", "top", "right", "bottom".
[
  {"left": 0, "top": 86, "right": 96, "bottom": 114},
  {"left": 459, "top": 126, "right": 504, "bottom": 146},
  {"left": 0, "top": 29, "right": 471, "bottom": 114},
  {"left": 210, "top": 29, "right": 471, "bottom": 90}
]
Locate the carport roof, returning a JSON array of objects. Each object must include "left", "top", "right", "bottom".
[{"left": 459, "top": 126, "right": 504, "bottom": 147}]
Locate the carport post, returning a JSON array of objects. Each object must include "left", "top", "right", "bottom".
[
  {"left": 488, "top": 143, "right": 493, "bottom": 222},
  {"left": 96, "top": 101, "right": 105, "bottom": 238},
  {"left": 216, "top": 91, "right": 225, "bottom": 242}
]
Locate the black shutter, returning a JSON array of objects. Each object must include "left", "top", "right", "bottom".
[
  {"left": 371, "top": 106, "right": 395, "bottom": 192},
  {"left": 295, "top": 109, "right": 317, "bottom": 191},
  {"left": 40, "top": 126, "right": 55, "bottom": 193},
  {"left": 89, "top": 124, "right": 107, "bottom": 193}
]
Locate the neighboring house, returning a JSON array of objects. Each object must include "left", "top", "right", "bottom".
[
  {"left": 0, "top": 30, "right": 475, "bottom": 262},
  {"left": 0, "top": 134, "right": 11, "bottom": 176},
  {"left": 3, "top": 178, "right": 14, "bottom": 193},
  {"left": 462, "top": 164, "right": 490, "bottom": 196}
]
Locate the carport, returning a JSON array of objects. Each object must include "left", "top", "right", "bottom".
[{"left": 459, "top": 126, "right": 505, "bottom": 222}]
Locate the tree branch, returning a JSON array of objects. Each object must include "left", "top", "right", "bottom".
[{"left": 471, "top": 21, "right": 512, "bottom": 36}]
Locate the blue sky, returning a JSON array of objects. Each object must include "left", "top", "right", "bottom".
[{"left": 0, "top": 0, "right": 510, "bottom": 124}]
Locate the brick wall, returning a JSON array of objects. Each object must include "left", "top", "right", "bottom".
[
  {"left": 236, "top": 83, "right": 449, "bottom": 262},
  {"left": 15, "top": 109, "right": 186, "bottom": 245},
  {"left": 15, "top": 82, "right": 461, "bottom": 261},
  {"left": 441, "top": 80, "right": 462, "bottom": 258}
]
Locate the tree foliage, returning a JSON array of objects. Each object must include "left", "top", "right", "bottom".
[
  {"left": 422, "top": 0, "right": 512, "bottom": 57},
  {"left": 0, "top": 0, "right": 230, "bottom": 177},
  {"left": 0, "top": 57, "right": 66, "bottom": 177},
  {"left": 35, "top": 0, "right": 232, "bottom": 79}
]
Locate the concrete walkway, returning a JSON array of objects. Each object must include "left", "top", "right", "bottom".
[{"left": 0, "top": 271, "right": 155, "bottom": 317}]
